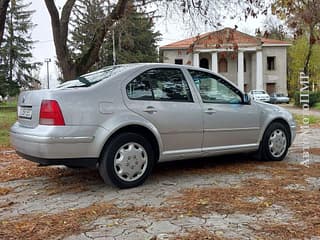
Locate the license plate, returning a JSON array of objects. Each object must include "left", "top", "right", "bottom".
[{"left": 18, "top": 106, "right": 32, "bottom": 119}]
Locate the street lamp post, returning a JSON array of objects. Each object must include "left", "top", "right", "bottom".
[{"left": 44, "top": 58, "right": 51, "bottom": 89}]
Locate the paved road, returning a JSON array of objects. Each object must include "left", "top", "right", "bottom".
[{"left": 279, "top": 103, "right": 320, "bottom": 116}]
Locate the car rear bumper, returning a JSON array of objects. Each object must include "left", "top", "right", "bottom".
[
  {"left": 255, "top": 98, "right": 270, "bottom": 103},
  {"left": 16, "top": 151, "right": 98, "bottom": 168},
  {"left": 10, "top": 122, "right": 108, "bottom": 163},
  {"left": 276, "top": 99, "right": 290, "bottom": 103}
]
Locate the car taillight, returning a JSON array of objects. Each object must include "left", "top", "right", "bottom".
[{"left": 39, "top": 100, "right": 65, "bottom": 126}]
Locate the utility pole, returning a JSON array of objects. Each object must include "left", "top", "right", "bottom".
[
  {"left": 44, "top": 58, "right": 51, "bottom": 89},
  {"left": 112, "top": 29, "right": 116, "bottom": 65}
]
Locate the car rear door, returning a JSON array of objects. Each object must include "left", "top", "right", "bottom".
[
  {"left": 187, "top": 69, "right": 260, "bottom": 152},
  {"left": 123, "top": 67, "right": 203, "bottom": 158}
]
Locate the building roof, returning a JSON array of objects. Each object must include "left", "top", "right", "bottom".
[
  {"left": 160, "top": 28, "right": 290, "bottom": 50},
  {"left": 160, "top": 32, "right": 211, "bottom": 49},
  {"left": 260, "top": 38, "right": 291, "bottom": 46}
]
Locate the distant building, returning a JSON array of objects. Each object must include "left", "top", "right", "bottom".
[{"left": 160, "top": 28, "right": 291, "bottom": 94}]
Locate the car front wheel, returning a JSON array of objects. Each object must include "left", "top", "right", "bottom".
[
  {"left": 99, "top": 132, "right": 155, "bottom": 188},
  {"left": 258, "top": 122, "right": 289, "bottom": 161}
]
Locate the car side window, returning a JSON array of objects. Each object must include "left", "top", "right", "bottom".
[
  {"left": 127, "top": 68, "right": 193, "bottom": 102},
  {"left": 126, "top": 76, "right": 153, "bottom": 100},
  {"left": 188, "top": 70, "right": 242, "bottom": 104}
]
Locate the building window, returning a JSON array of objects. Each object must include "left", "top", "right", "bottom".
[
  {"left": 175, "top": 59, "right": 183, "bottom": 65},
  {"left": 267, "top": 56, "right": 275, "bottom": 71},
  {"left": 266, "top": 83, "right": 276, "bottom": 94},
  {"left": 218, "top": 58, "right": 228, "bottom": 73},
  {"left": 200, "top": 58, "right": 209, "bottom": 69}
]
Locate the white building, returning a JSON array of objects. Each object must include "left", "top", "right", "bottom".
[{"left": 160, "top": 28, "right": 291, "bottom": 94}]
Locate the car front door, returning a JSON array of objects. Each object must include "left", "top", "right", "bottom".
[
  {"left": 124, "top": 67, "right": 203, "bottom": 159},
  {"left": 187, "top": 69, "right": 260, "bottom": 152}
]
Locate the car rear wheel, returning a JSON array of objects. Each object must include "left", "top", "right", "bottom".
[
  {"left": 258, "top": 122, "right": 289, "bottom": 161},
  {"left": 99, "top": 132, "right": 155, "bottom": 188}
]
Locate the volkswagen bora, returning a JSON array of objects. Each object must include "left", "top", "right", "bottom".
[{"left": 11, "top": 64, "right": 296, "bottom": 188}]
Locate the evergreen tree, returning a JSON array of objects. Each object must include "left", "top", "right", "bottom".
[
  {"left": 98, "top": 6, "right": 161, "bottom": 68},
  {"left": 0, "top": 0, "right": 38, "bottom": 96},
  {"left": 68, "top": 0, "right": 161, "bottom": 73},
  {"left": 68, "top": 0, "right": 107, "bottom": 65}
]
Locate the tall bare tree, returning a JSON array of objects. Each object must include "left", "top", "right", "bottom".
[
  {"left": 45, "top": 0, "right": 266, "bottom": 81},
  {"left": 272, "top": 0, "right": 320, "bottom": 74},
  {"left": 45, "top": 0, "right": 128, "bottom": 80},
  {"left": 262, "top": 16, "right": 286, "bottom": 40}
]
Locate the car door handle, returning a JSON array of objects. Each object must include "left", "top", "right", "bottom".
[
  {"left": 143, "top": 106, "right": 157, "bottom": 114},
  {"left": 204, "top": 108, "right": 216, "bottom": 114}
]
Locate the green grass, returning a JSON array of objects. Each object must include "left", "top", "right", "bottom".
[
  {"left": 293, "top": 113, "right": 320, "bottom": 125},
  {"left": 0, "top": 98, "right": 17, "bottom": 108},
  {"left": 0, "top": 110, "right": 17, "bottom": 147},
  {"left": 313, "top": 102, "right": 320, "bottom": 111}
]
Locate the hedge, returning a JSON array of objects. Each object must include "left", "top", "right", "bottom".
[{"left": 294, "top": 91, "right": 320, "bottom": 107}]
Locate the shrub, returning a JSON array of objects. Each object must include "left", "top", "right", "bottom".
[{"left": 294, "top": 91, "right": 320, "bottom": 107}]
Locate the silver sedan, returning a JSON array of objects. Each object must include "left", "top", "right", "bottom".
[
  {"left": 270, "top": 93, "right": 290, "bottom": 104},
  {"left": 10, "top": 64, "right": 296, "bottom": 188}
]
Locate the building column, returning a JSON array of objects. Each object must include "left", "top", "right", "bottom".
[
  {"left": 211, "top": 52, "right": 218, "bottom": 73},
  {"left": 237, "top": 51, "right": 244, "bottom": 91},
  {"left": 256, "top": 50, "right": 263, "bottom": 90},
  {"left": 193, "top": 52, "right": 199, "bottom": 67}
]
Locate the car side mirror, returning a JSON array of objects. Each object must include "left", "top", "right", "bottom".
[{"left": 243, "top": 93, "right": 251, "bottom": 105}]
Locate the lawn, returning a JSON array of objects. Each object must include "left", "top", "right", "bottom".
[
  {"left": 314, "top": 102, "right": 320, "bottom": 111},
  {"left": 293, "top": 113, "right": 320, "bottom": 126},
  {"left": 0, "top": 110, "right": 17, "bottom": 147},
  {"left": 0, "top": 99, "right": 17, "bottom": 108}
]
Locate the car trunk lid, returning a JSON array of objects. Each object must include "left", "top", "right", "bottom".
[{"left": 17, "top": 90, "right": 51, "bottom": 128}]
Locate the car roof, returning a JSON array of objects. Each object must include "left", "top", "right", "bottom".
[{"left": 97, "top": 63, "right": 244, "bottom": 94}]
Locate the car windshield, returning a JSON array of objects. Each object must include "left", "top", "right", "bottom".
[
  {"left": 57, "top": 65, "right": 135, "bottom": 89},
  {"left": 276, "top": 93, "right": 285, "bottom": 97}
]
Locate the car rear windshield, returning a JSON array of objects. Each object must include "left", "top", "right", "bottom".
[{"left": 57, "top": 65, "right": 135, "bottom": 89}]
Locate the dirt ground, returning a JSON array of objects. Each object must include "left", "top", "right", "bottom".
[{"left": 0, "top": 120, "right": 319, "bottom": 239}]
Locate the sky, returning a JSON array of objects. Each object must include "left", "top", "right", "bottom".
[{"left": 30, "top": 1, "right": 267, "bottom": 88}]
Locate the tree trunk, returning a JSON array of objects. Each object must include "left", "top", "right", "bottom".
[
  {"left": 45, "top": 0, "right": 77, "bottom": 81},
  {"left": 0, "top": 0, "right": 9, "bottom": 46},
  {"left": 8, "top": 0, "right": 13, "bottom": 83},
  {"left": 303, "top": 24, "right": 316, "bottom": 75},
  {"left": 304, "top": 43, "right": 312, "bottom": 75},
  {"left": 45, "top": 0, "right": 129, "bottom": 81}
]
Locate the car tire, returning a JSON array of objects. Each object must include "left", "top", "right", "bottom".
[
  {"left": 257, "top": 122, "right": 289, "bottom": 161},
  {"left": 98, "top": 132, "right": 155, "bottom": 189}
]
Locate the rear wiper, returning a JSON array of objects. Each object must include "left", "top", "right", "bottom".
[{"left": 77, "top": 76, "right": 92, "bottom": 86}]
